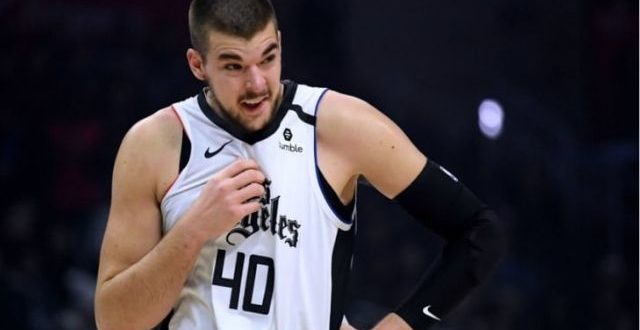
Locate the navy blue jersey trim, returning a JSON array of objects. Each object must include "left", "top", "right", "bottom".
[
  {"left": 197, "top": 80, "right": 298, "bottom": 145},
  {"left": 313, "top": 89, "right": 355, "bottom": 225},
  {"left": 179, "top": 130, "right": 191, "bottom": 172},
  {"left": 316, "top": 167, "right": 356, "bottom": 223},
  {"left": 290, "top": 104, "right": 316, "bottom": 125},
  {"left": 329, "top": 227, "right": 355, "bottom": 330},
  {"left": 154, "top": 309, "right": 173, "bottom": 329}
]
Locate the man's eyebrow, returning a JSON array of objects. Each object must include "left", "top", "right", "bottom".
[
  {"left": 216, "top": 43, "right": 278, "bottom": 61},
  {"left": 262, "top": 42, "right": 279, "bottom": 56},
  {"left": 217, "top": 52, "right": 242, "bottom": 61}
]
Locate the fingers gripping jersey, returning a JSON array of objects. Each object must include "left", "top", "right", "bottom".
[{"left": 160, "top": 81, "right": 356, "bottom": 330}]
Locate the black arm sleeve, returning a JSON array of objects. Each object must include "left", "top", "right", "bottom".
[{"left": 393, "top": 160, "right": 506, "bottom": 329}]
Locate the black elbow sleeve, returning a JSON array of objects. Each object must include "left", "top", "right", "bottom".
[
  {"left": 396, "top": 160, "right": 487, "bottom": 241},
  {"left": 393, "top": 160, "right": 506, "bottom": 329}
]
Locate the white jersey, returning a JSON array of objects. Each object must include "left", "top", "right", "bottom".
[{"left": 159, "top": 81, "right": 356, "bottom": 330}]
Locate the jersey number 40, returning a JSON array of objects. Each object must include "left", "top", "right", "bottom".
[{"left": 212, "top": 249, "right": 275, "bottom": 315}]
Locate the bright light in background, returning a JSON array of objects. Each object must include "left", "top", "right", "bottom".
[{"left": 478, "top": 99, "right": 504, "bottom": 139}]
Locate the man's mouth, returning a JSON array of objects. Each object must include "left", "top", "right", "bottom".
[{"left": 240, "top": 95, "right": 269, "bottom": 112}]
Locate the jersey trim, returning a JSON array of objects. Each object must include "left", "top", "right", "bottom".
[
  {"left": 196, "top": 80, "right": 298, "bottom": 145},
  {"left": 179, "top": 130, "right": 191, "bottom": 172},
  {"left": 154, "top": 310, "right": 173, "bottom": 330},
  {"left": 161, "top": 106, "right": 191, "bottom": 202},
  {"left": 290, "top": 103, "right": 316, "bottom": 125},
  {"left": 317, "top": 167, "right": 356, "bottom": 223},
  {"left": 313, "top": 89, "right": 355, "bottom": 225},
  {"left": 329, "top": 227, "right": 355, "bottom": 330}
]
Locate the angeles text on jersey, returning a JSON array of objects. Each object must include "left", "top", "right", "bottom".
[{"left": 226, "top": 179, "right": 301, "bottom": 248}]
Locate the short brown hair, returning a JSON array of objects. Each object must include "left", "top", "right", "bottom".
[{"left": 189, "top": 0, "right": 278, "bottom": 53}]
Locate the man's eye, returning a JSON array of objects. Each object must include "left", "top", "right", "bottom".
[
  {"left": 224, "top": 64, "right": 242, "bottom": 71},
  {"left": 262, "top": 55, "right": 276, "bottom": 65}
]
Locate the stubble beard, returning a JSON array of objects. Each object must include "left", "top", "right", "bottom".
[{"left": 206, "top": 85, "right": 281, "bottom": 132}]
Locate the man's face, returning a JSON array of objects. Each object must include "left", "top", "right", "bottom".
[{"left": 199, "top": 21, "right": 282, "bottom": 132}]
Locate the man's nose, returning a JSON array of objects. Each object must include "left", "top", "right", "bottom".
[{"left": 245, "top": 65, "right": 267, "bottom": 93}]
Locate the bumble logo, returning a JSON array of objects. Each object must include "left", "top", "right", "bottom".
[
  {"left": 279, "top": 128, "right": 303, "bottom": 153},
  {"left": 283, "top": 128, "right": 293, "bottom": 141}
]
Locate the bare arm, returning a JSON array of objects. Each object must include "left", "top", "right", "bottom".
[
  {"left": 316, "top": 91, "right": 426, "bottom": 206},
  {"left": 95, "top": 109, "right": 266, "bottom": 330},
  {"left": 318, "top": 91, "right": 504, "bottom": 329},
  {"left": 317, "top": 91, "right": 424, "bottom": 329}
]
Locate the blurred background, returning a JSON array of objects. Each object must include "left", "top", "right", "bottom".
[{"left": 1, "top": 0, "right": 637, "bottom": 329}]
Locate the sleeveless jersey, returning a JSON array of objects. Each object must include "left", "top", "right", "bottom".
[{"left": 160, "top": 80, "right": 356, "bottom": 330}]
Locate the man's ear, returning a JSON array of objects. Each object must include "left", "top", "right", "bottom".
[
  {"left": 186, "top": 48, "right": 207, "bottom": 81},
  {"left": 277, "top": 30, "right": 282, "bottom": 49}
]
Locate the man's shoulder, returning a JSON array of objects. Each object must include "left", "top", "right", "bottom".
[
  {"left": 125, "top": 107, "right": 183, "bottom": 150},
  {"left": 117, "top": 107, "right": 183, "bottom": 172},
  {"left": 116, "top": 107, "right": 183, "bottom": 201},
  {"left": 316, "top": 90, "right": 379, "bottom": 138}
]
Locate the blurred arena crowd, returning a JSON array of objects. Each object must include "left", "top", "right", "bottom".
[{"left": 1, "top": 0, "right": 637, "bottom": 329}]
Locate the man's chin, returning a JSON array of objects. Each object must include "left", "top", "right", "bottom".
[
  {"left": 235, "top": 115, "right": 270, "bottom": 132},
  {"left": 239, "top": 106, "right": 276, "bottom": 132}
]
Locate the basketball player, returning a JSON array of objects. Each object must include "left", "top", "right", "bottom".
[{"left": 94, "top": 0, "right": 505, "bottom": 329}]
